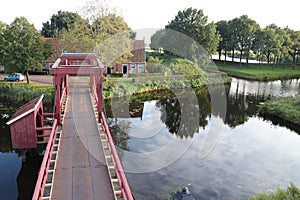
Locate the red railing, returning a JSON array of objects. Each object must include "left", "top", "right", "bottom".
[
  {"left": 32, "top": 119, "right": 58, "bottom": 200},
  {"left": 100, "top": 112, "right": 134, "bottom": 200},
  {"left": 92, "top": 82, "right": 134, "bottom": 199}
]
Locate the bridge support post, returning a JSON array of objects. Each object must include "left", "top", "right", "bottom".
[
  {"left": 54, "top": 74, "right": 62, "bottom": 123},
  {"left": 65, "top": 74, "right": 69, "bottom": 94},
  {"left": 96, "top": 73, "right": 102, "bottom": 122}
]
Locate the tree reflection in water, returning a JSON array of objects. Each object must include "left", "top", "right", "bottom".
[{"left": 106, "top": 84, "right": 278, "bottom": 148}]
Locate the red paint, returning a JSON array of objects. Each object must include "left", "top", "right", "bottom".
[
  {"left": 50, "top": 53, "right": 103, "bottom": 123},
  {"left": 100, "top": 112, "right": 134, "bottom": 200},
  {"left": 6, "top": 96, "right": 44, "bottom": 149},
  {"left": 32, "top": 119, "right": 58, "bottom": 200}
]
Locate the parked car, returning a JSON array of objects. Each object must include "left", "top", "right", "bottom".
[{"left": 4, "top": 73, "right": 25, "bottom": 82}]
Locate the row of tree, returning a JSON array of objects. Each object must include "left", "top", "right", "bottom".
[
  {"left": 1, "top": 4, "right": 300, "bottom": 81},
  {"left": 150, "top": 7, "right": 300, "bottom": 67},
  {"left": 216, "top": 16, "right": 300, "bottom": 66}
]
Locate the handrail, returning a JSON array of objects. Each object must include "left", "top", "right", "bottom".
[
  {"left": 32, "top": 119, "right": 58, "bottom": 200},
  {"left": 51, "top": 58, "right": 61, "bottom": 68},
  {"left": 92, "top": 84, "right": 98, "bottom": 105},
  {"left": 100, "top": 112, "right": 134, "bottom": 200},
  {"left": 60, "top": 87, "right": 67, "bottom": 109},
  {"left": 59, "top": 65, "right": 98, "bottom": 68}
]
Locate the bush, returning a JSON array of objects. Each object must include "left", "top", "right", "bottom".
[
  {"left": 250, "top": 183, "right": 300, "bottom": 200},
  {"left": 110, "top": 73, "right": 123, "bottom": 77},
  {"left": 146, "top": 63, "right": 170, "bottom": 74},
  {"left": 171, "top": 59, "right": 204, "bottom": 76},
  {"left": 28, "top": 70, "right": 49, "bottom": 75}
]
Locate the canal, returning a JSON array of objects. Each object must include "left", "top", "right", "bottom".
[
  {"left": 1, "top": 77, "right": 300, "bottom": 199},
  {"left": 105, "top": 77, "right": 300, "bottom": 199}
]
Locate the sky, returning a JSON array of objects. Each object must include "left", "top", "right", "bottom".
[{"left": 0, "top": 0, "right": 299, "bottom": 37}]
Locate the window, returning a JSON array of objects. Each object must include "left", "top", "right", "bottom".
[
  {"left": 130, "top": 64, "right": 136, "bottom": 73},
  {"left": 138, "top": 64, "right": 144, "bottom": 73}
]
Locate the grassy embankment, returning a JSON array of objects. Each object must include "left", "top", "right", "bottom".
[
  {"left": 214, "top": 60, "right": 300, "bottom": 81},
  {"left": 259, "top": 96, "right": 300, "bottom": 126},
  {"left": 0, "top": 82, "right": 54, "bottom": 112},
  {"left": 212, "top": 60, "right": 300, "bottom": 128},
  {"left": 250, "top": 183, "right": 300, "bottom": 200},
  {"left": 103, "top": 58, "right": 231, "bottom": 99},
  {"left": 166, "top": 183, "right": 300, "bottom": 200}
]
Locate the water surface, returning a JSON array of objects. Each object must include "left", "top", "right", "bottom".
[{"left": 106, "top": 78, "right": 300, "bottom": 199}]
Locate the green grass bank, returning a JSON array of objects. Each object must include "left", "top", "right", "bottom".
[
  {"left": 0, "top": 82, "right": 54, "bottom": 112},
  {"left": 103, "top": 72, "right": 231, "bottom": 99},
  {"left": 259, "top": 96, "right": 300, "bottom": 126},
  {"left": 214, "top": 61, "right": 300, "bottom": 81},
  {"left": 250, "top": 183, "right": 300, "bottom": 200}
]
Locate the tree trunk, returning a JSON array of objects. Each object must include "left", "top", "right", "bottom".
[
  {"left": 246, "top": 49, "right": 250, "bottom": 64},
  {"left": 218, "top": 49, "right": 222, "bottom": 61},
  {"left": 224, "top": 49, "right": 227, "bottom": 65},
  {"left": 25, "top": 70, "right": 30, "bottom": 84},
  {"left": 232, "top": 49, "right": 235, "bottom": 62},
  {"left": 293, "top": 53, "right": 296, "bottom": 69},
  {"left": 239, "top": 48, "right": 243, "bottom": 67}
]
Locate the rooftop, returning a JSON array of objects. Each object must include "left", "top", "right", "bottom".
[{"left": 6, "top": 95, "right": 44, "bottom": 125}]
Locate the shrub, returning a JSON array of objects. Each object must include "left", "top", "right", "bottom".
[{"left": 250, "top": 183, "right": 300, "bottom": 200}]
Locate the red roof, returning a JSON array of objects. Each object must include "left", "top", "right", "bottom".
[
  {"left": 128, "top": 40, "right": 145, "bottom": 63},
  {"left": 6, "top": 95, "right": 44, "bottom": 125}
]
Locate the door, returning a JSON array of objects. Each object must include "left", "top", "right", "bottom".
[{"left": 123, "top": 64, "right": 128, "bottom": 74}]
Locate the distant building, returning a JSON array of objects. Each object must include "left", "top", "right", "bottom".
[
  {"left": 105, "top": 40, "right": 146, "bottom": 75},
  {"left": 44, "top": 38, "right": 146, "bottom": 75}
]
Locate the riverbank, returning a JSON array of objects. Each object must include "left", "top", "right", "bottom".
[
  {"left": 250, "top": 183, "right": 300, "bottom": 200},
  {"left": 259, "top": 96, "right": 300, "bottom": 127},
  {"left": 214, "top": 62, "right": 300, "bottom": 81},
  {"left": 0, "top": 81, "right": 54, "bottom": 113},
  {"left": 103, "top": 72, "right": 231, "bottom": 99}
]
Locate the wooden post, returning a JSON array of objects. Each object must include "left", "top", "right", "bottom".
[
  {"left": 55, "top": 74, "right": 62, "bottom": 123},
  {"left": 65, "top": 74, "right": 69, "bottom": 94},
  {"left": 96, "top": 73, "right": 102, "bottom": 122},
  {"left": 90, "top": 74, "right": 95, "bottom": 92}
]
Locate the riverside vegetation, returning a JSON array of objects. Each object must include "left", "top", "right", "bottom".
[
  {"left": 103, "top": 53, "right": 231, "bottom": 99},
  {"left": 0, "top": 82, "right": 54, "bottom": 113},
  {"left": 213, "top": 60, "right": 300, "bottom": 132},
  {"left": 214, "top": 61, "right": 300, "bottom": 81}
]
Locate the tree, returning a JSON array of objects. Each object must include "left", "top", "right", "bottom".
[
  {"left": 62, "top": 0, "right": 134, "bottom": 65},
  {"left": 41, "top": 11, "right": 81, "bottom": 38},
  {"left": 166, "top": 8, "right": 219, "bottom": 55},
  {"left": 0, "top": 21, "right": 7, "bottom": 66},
  {"left": 278, "top": 27, "right": 293, "bottom": 67},
  {"left": 151, "top": 8, "right": 219, "bottom": 67},
  {"left": 216, "top": 20, "right": 230, "bottom": 63},
  {"left": 286, "top": 29, "right": 300, "bottom": 68},
  {"left": 228, "top": 15, "right": 260, "bottom": 65},
  {"left": 3, "top": 17, "right": 53, "bottom": 83}
]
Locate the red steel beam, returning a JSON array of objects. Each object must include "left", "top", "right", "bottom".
[
  {"left": 100, "top": 112, "right": 134, "bottom": 200},
  {"left": 32, "top": 119, "right": 58, "bottom": 200},
  {"left": 50, "top": 67, "right": 101, "bottom": 75}
]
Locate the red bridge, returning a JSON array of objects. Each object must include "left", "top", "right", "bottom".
[{"left": 7, "top": 53, "right": 134, "bottom": 200}]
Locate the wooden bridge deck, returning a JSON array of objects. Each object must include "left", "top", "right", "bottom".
[{"left": 51, "top": 83, "right": 114, "bottom": 200}]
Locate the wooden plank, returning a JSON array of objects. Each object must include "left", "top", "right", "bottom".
[{"left": 51, "top": 86, "right": 114, "bottom": 200}]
